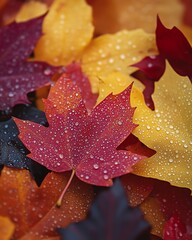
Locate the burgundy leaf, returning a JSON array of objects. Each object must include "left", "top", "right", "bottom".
[
  {"left": 163, "top": 216, "right": 191, "bottom": 240},
  {"left": 65, "top": 63, "right": 98, "bottom": 112},
  {"left": 0, "top": 15, "right": 59, "bottom": 111},
  {"left": 156, "top": 15, "right": 192, "bottom": 79}
]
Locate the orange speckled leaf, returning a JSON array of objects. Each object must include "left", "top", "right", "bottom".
[
  {"left": 0, "top": 167, "right": 93, "bottom": 239},
  {"left": 0, "top": 216, "right": 15, "bottom": 240},
  {"left": 81, "top": 29, "right": 156, "bottom": 93},
  {"left": 35, "top": 0, "right": 93, "bottom": 65}
]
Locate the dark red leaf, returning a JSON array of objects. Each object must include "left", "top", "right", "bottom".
[
  {"left": 163, "top": 216, "right": 191, "bottom": 240},
  {"left": 65, "top": 63, "right": 98, "bottom": 112},
  {"left": 14, "top": 75, "right": 146, "bottom": 187},
  {"left": 0, "top": 15, "right": 59, "bottom": 111},
  {"left": 131, "top": 54, "right": 165, "bottom": 110},
  {"left": 118, "top": 133, "right": 156, "bottom": 158},
  {"left": 156, "top": 15, "right": 192, "bottom": 79},
  {"left": 152, "top": 181, "right": 192, "bottom": 236},
  {"left": 131, "top": 55, "right": 165, "bottom": 81},
  {"left": 58, "top": 180, "right": 151, "bottom": 240}
]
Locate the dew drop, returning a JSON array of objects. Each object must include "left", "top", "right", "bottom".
[
  {"left": 75, "top": 122, "right": 79, "bottom": 126},
  {"left": 59, "top": 154, "right": 64, "bottom": 159},
  {"left": 93, "top": 164, "right": 99, "bottom": 170},
  {"left": 169, "top": 159, "right": 173, "bottom": 163},
  {"left": 103, "top": 175, "right": 109, "bottom": 180},
  {"left": 146, "top": 125, "right": 151, "bottom": 130},
  {"left": 57, "top": 162, "right": 61, "bottom": 166},
  {"left": 85, "top": 176, "right": 89, "bottom": 180},
  {"left": 118, "top": 121, "right": 123, "bottom": 125},
  {"left": 44, "top": 68, "right": 52, "bottom": 75},
  {"left": 8, "top": 92, "right": 14, "bottom": 97}
]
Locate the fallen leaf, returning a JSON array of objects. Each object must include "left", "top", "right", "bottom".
[
  {"left": 64, "top": 63, "right": 98, "bottom": 112},
  {"left": 81, "top": 29, "right": 156, "bottom": 92},
  {"left": 0, "top": 167, "right": 93, "bottom": 239},
  {"left": 122, "top": 174, "right": 192, "bottom": 238},
  {"left": 0, "top": 216, "right": 15, "bottom": 240},
  {"left": 131, "top": 55, "right": 166, "bottom": 109},
  {"left": 58, "top": 180, "right": 151, "bottom": 240},
  {"left": 163, "top": 216, "right": 191, "bottom": 240},
  {"left": 156, "top": 16, "right": 192, "bottom": 80},
  {"left": 132, "top": 63, "right": 192, "bottom": 190},
  {"left": 34, "top": 0, "right": 94, "bottom": 65},
  {"left": 0, "top": 15, "right": 58, "bottom": 111},
  {"left": 14, "top": 74, "right": 146, "bottom": 188},
  {"left": 0, "top": 104, "right": 49, "bottom": 186}
]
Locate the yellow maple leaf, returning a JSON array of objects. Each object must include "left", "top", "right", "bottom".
[
  {"left": 34, "top": 0, "right": 94, "bottom": 65},
  {"left": 81, "top": 29, "right": 156, "bottom": 92},
  {"left": 132, "top": 63, "right": 192, "bottom": 190},
  {"left": 98, "top": 63, "right": 192, "bottom": 190}
]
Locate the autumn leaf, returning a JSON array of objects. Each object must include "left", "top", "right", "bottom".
[
  {"left": 34, "top": 0, "right": 94, "bottom": 65},
  {"left": 131, "top": 55, "right": 166, "bottom": 109},
  {"left": 14, "top": 73, "right": 147, "bottom": 207},
  {"left": 132, "top": 63, "right": 192, "bottom": 190},
  {"left": 156, "top": 16, "right": 192, "bottom": 80},
  {"left": 163, "top": 216, "right": 191, "bottom": 240},
  {"left": 0, "top": 15, "right": 58, "bottom": 111},
  {"left": 121, "top": 174, "right": 192, "bottom": 238},
  {"left": 0, "top": 104, "right": 49, "bottom": 186},
  {"left": 81, "top": 29, "right": 157, "bottom": 93},
  {"left": 64, "top": 63, "right": 98, "bottom": 112},
  {"left": 58, "top": 180, "right": 151, "bottom": 240},
  {"left": 0, "top": 167, "right": 93, "bottom": 239}
]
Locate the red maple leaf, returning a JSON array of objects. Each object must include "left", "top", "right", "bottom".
[
  {"left": 14, "top": 73, "right": 145, "bottom": 205},
  {"left": 0, "top": 15, "right": 59, "bottom": 111}
]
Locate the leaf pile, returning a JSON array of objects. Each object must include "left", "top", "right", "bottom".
[{"left": 0, "top": 0, "right": 191, "bottom": 240}]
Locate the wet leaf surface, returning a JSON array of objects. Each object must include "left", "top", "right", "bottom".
[
  {"left": 0, "top": 167, "right": 94, "bottom": 239},
  {"left": 14, "top": 74, "right": 146, "bottom": 186},
  {"left": 0, "top": 15, "right": 58, "bottom": 111},
  {"left": 59, "top": 180, "right": 151, "bottom": 240}
]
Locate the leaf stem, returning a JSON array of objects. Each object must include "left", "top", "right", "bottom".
[{"left": 56, "top": 169, "right": 75, "bottom": 208}]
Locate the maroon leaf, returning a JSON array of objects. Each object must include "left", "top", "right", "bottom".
[
  {"left": 58, "top": 180, "right": 151, "bottom": 240},
  {"left": 65, "top": 63, "right": 98, "bottom": 112},
  {"left": 156, "top": 15, "right": 192, "bottom": 79},
  {"left": 163, "top": 216, "right": 191, "bottom": 240},
  {"left": 0, "top": 15, "right": 58, "bottom": 111}
]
